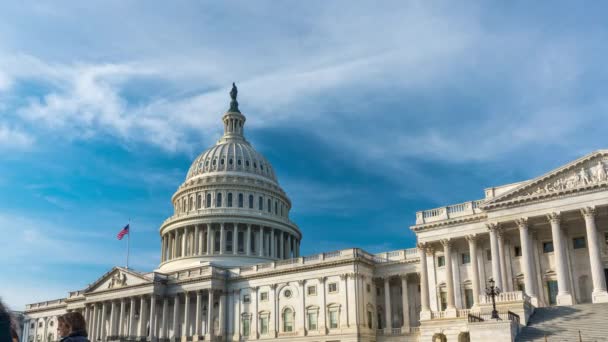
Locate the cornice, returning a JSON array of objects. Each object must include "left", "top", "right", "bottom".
[{"left": 410, "top": 213, "right": 487, "bottom": 232}]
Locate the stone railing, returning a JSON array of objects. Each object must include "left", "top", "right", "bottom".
[
  {"left": 415, "top": 199, "right": 485, "bottom": 224},
  {"left": 479, "top": 291, "right": 529, "bottom": 305},
  {"left": 161, "top": 208, "right": 299, "bottom": 229},
  {"left": 68, "top": 290, "right": 84, "bottom": 298},
  {"left": 26, "top": 299, "right": 66, "bottom": 310},
  {"left": 372, "top": 248, "right": 419, "bottom": 263},
  {"left": 169, "top": 266, "right": 214, "bottom": 280}
]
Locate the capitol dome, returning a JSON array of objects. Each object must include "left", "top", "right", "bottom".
[{"left": 157, "top": 83, "right": 301, "bottom": 272}]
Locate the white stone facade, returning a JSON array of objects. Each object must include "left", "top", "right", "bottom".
[{"left": 22, "top": 87, "right": 608, "bottom": 342}]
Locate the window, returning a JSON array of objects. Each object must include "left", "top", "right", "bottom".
[
  {"left": 238, "top": 193, "right": 244, "bottom": 208},
  {"left": 238, "top": 159, "right": 242, "bottom": 166},
  {"left": 260, "top": 316, "right": 268, "bottom": 335},
  {"left": 461, "top": 253, "right": 470, "bottom": 264},
  {"left": 260, "top": 292, "right": 268, "bottom": 301},
  {"left": 464, "top": 289, "right": 474, "bottom": 309},
  {"left": 243, "top": 295, "right": 250, "bottom": 303},
  {"left": 242, "top": 317, "right": 250, "bottom": 336},
  {"left": 376, "top": 287, "right": 380, "bottom": 296},
  {"left": 328, "top": 282, "right": 338, "bottom": 293},
  {"left": 226, "top": 231, "right": 233, "bottom": 252},
  {"left": 259, "top": 196, "right": 263, "bottom": 210},
  {"left": 514, "top": 246, "right": 522, "bottom": 257},
  {"left": 30, "top": 323, "right": 35, "bottom": 329},
  {"left": 329, "top": 310, "right": 339, "bottom": 329},
  {"left": 214, "top": 230, "right": 220, "bottom": 252},
  {"left": 486, "top": 249, "right": 492, "bottom": 261},
  {"left": 216, "top": 193, "right": 222, "bottom": 207},
  {"left": 367, "top": 311, "right": 373, "bottom": 329},
  {"left": 206, "top": 193, "right": 211, "bottom": 208},
  {"left": 227, "top": 193, "right": 233, "bottom": 207},
  {"left": 307, "top": 311, "right": 318, "bottom": 330},
  {"left": 366, "top": 284, "right": 371, "bottom": 293},
  {"left": 437, "top": 256, "right": 445, "bottom": 267},
  {"left": 440, "top": 291, "right": 447, "bottom": 311},
  {"left": 197, "top": 195, "right": 202, "bottom": 208},
  {"left": 229, "top": 158, "right": 233, "bottom": 165},
  {"left": 284, "top": 289, "right": 292, "bottom": 298},
  {"left": 39, "top": 322, "right": 42, "bottom": 328},
  {"left": 246, "top": 160, "right": 250, "bottom": 167},
  {"left": 543, "top": 241, "right": 554, "bottom": 253},
  {"left": 307, "top": 285, "right": 317, "bottom": 296},
  {"left": 249, "top": 194, "right": 254, "bottom": 209},
  {"left": 283, "top": 308, "right": 294, "bottom": 332},
  {"left": 49, "top": 321, "right": 53, "bottom": 327},
  {"left": 573, "top": 237, "right": 586, "bottom": 249},
  {"left": 268, "top": 198, "right": 271, "bottom": 213}
]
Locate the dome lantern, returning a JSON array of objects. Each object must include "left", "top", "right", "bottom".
[{"left": 220, "top": 82, "right": 247, "bottom": 143}]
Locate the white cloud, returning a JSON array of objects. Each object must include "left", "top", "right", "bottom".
[{"left": 0, "top": 124, "right": 34, "bottom": 149}]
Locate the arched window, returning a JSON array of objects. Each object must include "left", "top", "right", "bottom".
[
  {"left": 267, "top": 199, "right": 271, "bottom": 213},
  {"left": 249, "top": 194, "right": 254, "bottom": 209},
  {"left": 206, "top": 193, "right": 211, "bottom": 208},
  {"left": 228, "top": 193, "right": 233, "bottom": 207},
  {"left": 282, "top": 308, "right": 294, "bottom": 332},
  {"left": 197, "top": 195, "right": 202, "bottom": 208},
  {"left": 189, "top": 197, "right": 193, "bottom": 211},
  {"left": 259, "top": 196, "right": 263, "bottom": 210},
  {"left": 216, "top": 193, "right": 222, "bottom": 207},
  {"left": 238, "top": 193, "right": 244, "bottom": 208},
  {"left": 275, "top": 201, "right": 278, "bottom": 214},
  {"left": 226, "top": 231, "right": 233, "bottom": 252}
]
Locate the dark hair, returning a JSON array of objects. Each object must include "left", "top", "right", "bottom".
[
  {"left": 0, "top": 300, "right": 13, "bottom": 342},
  {"left": 58, "top": 312, "right": 87, "bottom": 335}
]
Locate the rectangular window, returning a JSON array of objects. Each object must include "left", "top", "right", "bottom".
[
  {"left": 437, "top": 255, "right": 445, "bottom": 267},
  {"left": 328, "top": 282, "right": 338, "bottom": 293},
  {"left": 376, "top": 287, "right": 380, "bottom": 296},
  {"left": 367, "top": 311, "right": 373, "bottom": 329},
  {"left": 307, "top": 285, "right": 317, "bottom": 296},
  {"left": 573, "top": 237, "right": 586, "bottom": 249},
  {"left": 260, "top": 316, "right": 268, "bottom": 335},
  {"left": 242, "top": 318, "right": 250, "bottom": 336},
  {"left": 440, "top": 291, "right": 447, "bottom": 311},
  {"left": 243, "top": 294, "right": 250, "bottom": 303},
  {"left": 514, "top": 246, "right": 522, "bottom": 257},
  {"left": 543, "top": 241, "right": 554, "bottom": 253},
  {"left": 464, "top": 289, "right": 474, "bottom": 309},
  {"left": 307, "top": 312, "right": 317, "bottom": 330},
  {"left": 366, "top": 284, "right": 371, "bottom": 292},
  {"left": 461, "top": 253, "right": 471, "bottom": 264},
  {"left": 486, "top": 249, "right": 492, "bottom": 261},
  {"left": 260, "top": 292, "right": 268, "bottom": 301},
  {"left": 517, "top": 283, "right": 525, "bottom": 292},
  {"left": 329, "top": 310, "right": 339, "bottom": 329}
]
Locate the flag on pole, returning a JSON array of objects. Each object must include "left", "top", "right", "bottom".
[{"left": 117, "top": 224, "right": 130, "bottom": 240}]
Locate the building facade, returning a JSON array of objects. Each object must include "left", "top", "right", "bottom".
[{"left": 22, "top": 86, "right": 608, "bottom": 342}]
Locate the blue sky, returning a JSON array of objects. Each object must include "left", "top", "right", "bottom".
[{"left": 2, "top": 1, "right": 608, "bottom": 310}]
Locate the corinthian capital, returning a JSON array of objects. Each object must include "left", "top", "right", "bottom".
[
  {"left": 465, "top": 234, "right": 477, "bottom": 243},
  {"left": 515, "top": 218, "right": 529, "bottom": 230},
  {"left": 440, "top": 239, "right": 452, "bottom": 248},
  {"left": 581, "top": 206, "right": 596, "bottom": 218},
  {"left": 486, "top": 222, "right": 500, "bottom": 232},
  {"left": 546, "top": 212, "right": 561, "bottom": 224},
  {"left": 417, "top": 242, "right": 434, "bottom": 256}
]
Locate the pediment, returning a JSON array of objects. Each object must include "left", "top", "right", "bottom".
[
  {"left": 84, "top": 267, "right": 152, "bottom": 294},
  {"left": 483, "top": 150, "right": 608, "bottom": 209}
]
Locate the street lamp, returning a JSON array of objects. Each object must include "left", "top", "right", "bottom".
[{"left": 486, "top": 278, "right": 501, "bottom": 319}]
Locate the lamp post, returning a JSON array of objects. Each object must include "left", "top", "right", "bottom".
[{"left": 486, "top": 278, "right": 501, "bottom": 319}]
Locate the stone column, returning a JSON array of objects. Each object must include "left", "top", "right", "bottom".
[
  {"left": 269, "top": 284, "right": 277, "bottom": 337},
  {"left": 149, "top": 296, "right": 157, "bottom": 341},
  {"left": 548, "top": 212, "right": 573, "bottom": 305},
  {"left": 581, "top": 207, "right": 608, "bottom": 303},
  {"left": 180, "top": 228, "right": 186, "bottom": 257},
  {"left": 246, "top": 224, "right": 252, "bottom": 256},
  {"left": 206, "top": 290, "right": 214, "bottom": 339},
  {"left": 194, "top": 225, "right": 200, "bottom": 255},
  {"left": 101, "top": 302, "right": 107, "bottom": 341},
  {"left": 161, "top": 297, "right": 169, "bottom": 339},
  {"left": 270, "top": 228, "right": 275, "bottom": 258},
  {"left": 195, "top": 291, "right": 202, "bottom": 339},
  {"left": 90, "top": 304, "right": 98, "bottom": 341},
  {"left": 119, "top": 299, "right": 126, "bottom": 336},
  {"left": 441, "top": 239, "right": 456, "bottom": 314},
  {"left": 233, "top": 224, "right": 239, "bottom": 254},
  {"left": 218, "top": 292, "right": 225, "bottom": 336},
  {"left": 234, "top": 290, "right": 241, "bottom": 339},
  {"left": 251, "top": 287, "right": 258, "bottom": 339},
  {"left": 318, "top": 277, "right": 327, "bottom": 334},
  {"left": 287, "top": 234, "right": 292, "bottom": 258},
  {"left": 383, "top": 277, "right": 392, "bottom": 332},
  {"left": 341, "top": 274, "right": 349, "bottom": 328},
  {"left": 128, "top": 297, "right": 136, "bottom": 337},
  {"left": 138, "top": 297, "right": 147, "bottom": 338},
  {"left": 183, "top": 292, "right": 191, "bottom": 338},
  {"left": 516, "top": 218, "right": 537, "bottom": 303},
  {"left": 401, "top": 275, "right": 410, "bottom": 331},
  {"left": 465, "top": 235, "right": 481, "bottom": 308},
  {"left": 220, "top": 223, "right": 225, "bottom": 254},
  {"left": 279, "top": 231, "right": 284, "bottom": 259},
  {"left": 172, "top": 231, "right": 178, "bottom": 259},
  {"left": 487, "top": 223, "right": 503, "bottom": 289},
  {"left": 298, "top": 280, "right": 306, "bottom": 334},
  {"left": 258, "top": 227, "right": 264, "bottom": 257},
  {"left": 417, "top": 243, "right": 431, "bottom": 318},
  {"left": 109, "top": 301, "right": 116, "bottom": 338},
  {"left": 207, "top": 225, "right": 213, "bottom": 255},
  {"left": 173, "top": 293, "right": 181, "bottom": 338},
  {"left": 497, "top": 229, "right": 510, "bottom": 291}
]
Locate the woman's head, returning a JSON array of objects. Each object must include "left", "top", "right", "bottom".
[{"left": 57, "top": 312, "right": 87, "bottom": 337}]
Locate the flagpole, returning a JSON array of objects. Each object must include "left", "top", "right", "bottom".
[{"left": 127, "top": 218, "right": 131, "bottom": 269}]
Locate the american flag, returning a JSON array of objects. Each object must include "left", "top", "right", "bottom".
[{"left": 117, "top": 224, "right": 130, "bottom": 240}]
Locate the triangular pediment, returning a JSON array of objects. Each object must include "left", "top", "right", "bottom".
[
  {"left": 483, "top": 150, "right": 608, "bottom": 209},
  {"left": 84, "top": 267, "right": 152, "bottom": 294}
]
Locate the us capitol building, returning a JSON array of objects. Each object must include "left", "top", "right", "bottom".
[{"left": 22, "top": 85, "right": 608, "bottom": 342}]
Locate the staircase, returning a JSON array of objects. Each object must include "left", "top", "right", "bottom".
[{"left": 516, "top": 303, "right": 608, "bottom": 341}]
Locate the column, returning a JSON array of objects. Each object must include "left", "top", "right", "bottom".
[
  {"left": 581, "top": 207, "right": 608, "bottom": 302},
  {"left": 279, "top": 231, "right": 284, "bottom": 259},
  {"left": 182, "top": 228, "right": 187, "bottom": 257},
  {"left": 90, "top": 304, "right": 98, "bottom": 342},
  {"left": 497, "top": 229, "right": 510, "bottom": 291},
  {"left": 341, "top": 274, "right": 349, "bottom": 328},
  {"left": 383, "top": 277, "right": 392, "bottom": 331},
  {"left": 149, "top": 296, "right": 157, "bottom": 341},
  {"left": 195, "top": 291, "right": 202, "bottom": 338},
  {"left": 109, "top": 301, "right": 116, "bottom": 338},
  {"left": 207, "top": 225, "right": 213, "bottom": 255},
  {"left": 400, "top": 275, "right": 410, "bottom": 331},
  {"left": 516, "top": 218, "right": 537, "bottom": 303},
  {"left": 548, "top": 212, "right": 573, "bottom": 305},
  {"left": 270, "top": 229, "right": 275, "bottom": 258},
  {"left": 173, "top": 231, "right": 178, "bottom": 259},
  {"left": 206, "top": 290, "right": 214, "bottom": 338},
  {"left": 298, "top": 280, "right": 306, "bottom": 334},
  {"left": 235, "top": 290, "right": 241, "bottom": 339},
  {"left": 101, "top": 302, "right": 107, "bottom": 341},
  {"left": 441, "top": 239, "right": 456, "bottom": 314},
  {"left": 287, "top": 234, "right": 292, "bottom": 258},
  {"left": 218, "top": 292, "right": 225, "bottom": 336},
  {"left": 318, "top": 277, "right": 327, "bottom": 334},
  {"left": 246, "top": 225, "right": 252, "bottom": 256},
  {"left": 161, "top": 236, "right": 165, "bottom": 262},
  {"left": 119, "top": 299, "right": 126, "bottom": 336},
  {"left": 487, "top": 223, "right": 504, "bottom": 289},
  {"left": 129, "top": 297, "right": 136, "bottom": 337},
  {"left": 270, "top": 285, "right": 277, "bottom": 337},
  {"left": 251, "top": 287, "right": 258, "bottom": 339},
  {"left": 173, "top": 293, "right": 181, "bottom": 338},
  {"left": 220, "top": 223, "right": 225, "bottom": 254},
  {"left": 417, "top": 243, "right": 431, "bottom": 317},
  {"left": 161, "top": 297, "right": 169, "bottom": 339},
  {"left": 194, "top": 225, "right": 200, "bottom": 255},
  {"left": 465, "top": 235, "right": 481, "bottom": 308},
  {"left": 183, "top": 292, "right": 191, "bottom": 338},
  {"left": 138, "top": 297, "right": 147, "bottom": 338},
  {"left": 234, "top": 224, "right": 239, "bottom": 254},
  {"left": 258, "top": 227, "right": 264, "bottom": 257}
]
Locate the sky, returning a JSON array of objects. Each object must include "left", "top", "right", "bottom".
[{"left": 1, "top": 1, "right": 608, "bottom": 310}]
